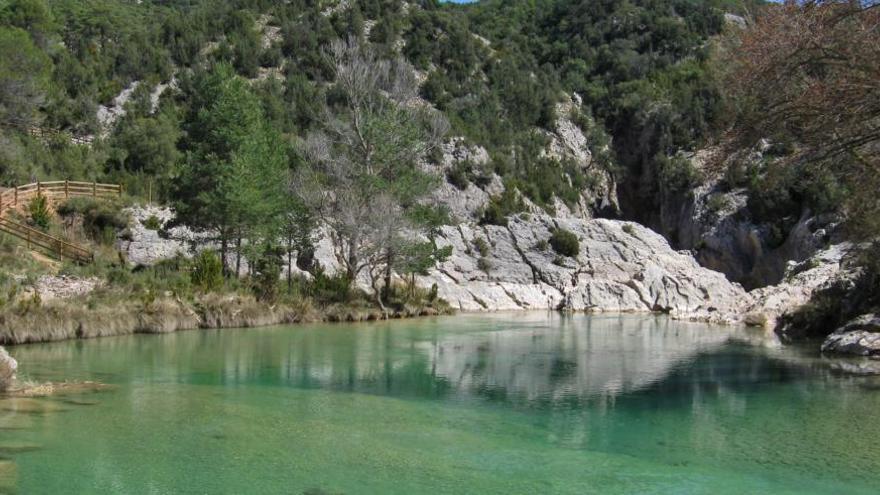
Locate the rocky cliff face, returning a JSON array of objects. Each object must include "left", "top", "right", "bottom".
[
  {"left": 657, "top": 148, "right": 836, "bottom": 290},
  {"left": 418, "top": 214, "right": 746, "bottom": 321},
  {"left": 429, "top": 99, "right": 618, "bottom": 223},
  {"left": 120, "top": 200, "right": 864, "bottom": 337}
]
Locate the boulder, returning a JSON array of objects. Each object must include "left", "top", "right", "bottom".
[
  {"left": 821, "top": 314, "right": 880, "bottom": 357},
  {"left": 743, "top": 243, "right": 852, "bottom": 329},
  {"left": 0, "top": 347, "right": 17, "bottom": 392}
]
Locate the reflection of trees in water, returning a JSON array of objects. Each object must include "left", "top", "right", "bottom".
[{"left": 11, "top": 314, "right": 860, "bottom": 412}]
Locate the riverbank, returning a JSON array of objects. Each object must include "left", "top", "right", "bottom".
[{"left": 0, "top": 292, "right": 449, "bottom": 346}]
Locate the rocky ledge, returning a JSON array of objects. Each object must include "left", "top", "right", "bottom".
[
  {"left": 821, "top": 314, "right": 880, "bottom": 357},
  {"left": 417, "top": 214, "right": 747, "bottom": 320}
]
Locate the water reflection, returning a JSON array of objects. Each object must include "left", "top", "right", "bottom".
[
  {"left": 5, "top": 314, "right": 880, "bottom": 494},
  {"left": 10, "top": 313, "right": 815, "bottom": 409}
]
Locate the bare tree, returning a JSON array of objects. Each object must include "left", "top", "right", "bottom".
[
  {"left": 719, "top": 0, "right": 880, "bottom": 234},
  {"left": 296, "top": 37, "right": 449, "bottom": 307}
]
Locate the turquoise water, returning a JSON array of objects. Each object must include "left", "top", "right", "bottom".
[{"left": 2, "top": 313, "right": 879, "bottom": 494}]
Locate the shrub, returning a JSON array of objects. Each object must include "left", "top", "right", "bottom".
[
  {"left": 473, "top": 237, "right": 490, "bottom": 257},
  {"left": 57, "top": 198, "right": 128, "bottom": 242},
  {"left": 28, "top": 195, "right": 51, "bottom": 230},
  {"left": 477, "top": 257, "right": 492, "bottom": 272},
  {"left": 142, "top": 215, "right": 162, "bottom": 230},
  {"left": 191, "top": 250, "right": 224, "bottom": 293},
  {"left": 549, "top": 228, "right": 579, "bottom": 257},
  {"left": 308, "top": 268, "right": 353, "bottom": 304},
  {"left": 657, "top": 153, "right": 701, "bottom": 195},
  {"left": 480, "top": 189, "right": 525, "bottom": 226},
  {"left": 251, "top": 246, "right": 282, "bottom": 303},
  {"left": 446, "top": 162, "right": 471, "bottom": 190},
  {"left": 706, "top": 194, "right": 730, "bottom": 215},
  {"left": 622, "top": 224, "right": 635, "bottom": 235}
]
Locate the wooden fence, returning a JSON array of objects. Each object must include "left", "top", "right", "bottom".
[
  {"left": 0, "top": 180, "right": 122, "bottom": 263},
  {"left": 0, "top": 216, "right": 93, "bottom": 263},
  {"left": 0, "top": 180, "right": 122, "bottom": 212}
]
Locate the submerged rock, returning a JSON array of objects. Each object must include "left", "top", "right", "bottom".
[
  {"left": 821, "top": 314, "right": 880, "bottom": 357},
  {"left": 0, "top": 347, "right": 16, "bottom": 392}
]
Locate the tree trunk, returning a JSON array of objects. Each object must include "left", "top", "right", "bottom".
[
  {"left": 220, "top": 235, "right": 229, "bottom": 277},
  {"left": 383, "top": 248, "right": 393, "bottom": 301},
  {"left": 287, "top": 234, "right": 293, "bottom": 291},
  {"left": 346, "top": 235, "right": 359, "bottom": 283},
  {"left": 235, "top": 233, "right": 242, "bottom": 278}
]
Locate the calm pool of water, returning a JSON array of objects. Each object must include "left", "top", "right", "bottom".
[{"left": 2, "top": 313, "right": 879, "bottom": 494}]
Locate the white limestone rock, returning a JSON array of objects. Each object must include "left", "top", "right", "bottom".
[
  {"left": 821, "top": 314, "right": 880, "bottom": 357},
  {"left": 742, "top": 243, "right": 852, "bottom": 328},
  {"left": 418, "top": 214, "right": 748, "bottom": 318},
  {"left": 0, "top": 347, "right": 17, "bottom": 392}
]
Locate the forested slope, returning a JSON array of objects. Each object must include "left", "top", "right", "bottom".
[{"left": 1, "top": 1, "right": 876, "bottom": 300}]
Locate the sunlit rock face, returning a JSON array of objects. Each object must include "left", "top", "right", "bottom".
[
  {"left": 822, "top": 314, "right": 880, "bottom": 357},
  {"left": 0, "top": 347, "right": 17, "bottom": 391},
  {"left": 419, "top": 214, "right": 748, "bottom": 320}
]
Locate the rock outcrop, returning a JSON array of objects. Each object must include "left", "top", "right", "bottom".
[
  {"left": 741, "top": 243, "right": 853, "bottom": 328},
  {"left": 658, "top": 147, "right": 837, "bottom": 290},
  {"left": 418, "top": 214, "right": 747, "bottom": 320},
  {"left": 34, "top": 275, "right": 101, "bottom": 301},
  {"left": 0, "top": 347, "right": 17, "bottom": 392},
  {"left": 821, "top": 314, "right": 880, "bottom": 357},
  {"left": 117, "top": 205, "right": 205, "bottom": 266},
  {"left": 118, "top": 202, "right": 856, "bottom": 330}
]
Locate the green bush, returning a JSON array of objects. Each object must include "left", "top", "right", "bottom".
[
  {"left": 549, "top": 228, "right": 579, "bottom": 257},
  {"left": 191, "top": 250, "right": 224, "bottom": 293},
  {"left": 446, "top": 162, "right": 471, "bottom": 190},
  {"left": 473, "top": 237, "right": 490, "bottom": 257},
  {"left": 307, "top": 268, "right": 353, "bottom": 304},
  {"left": 28, "top": 194, "right": 51, "bottom": 230},
  {"left": 706, "top": 194, "right": 729, "bottom": 214},
  {"left": 142, "top": 215, "right": 162, "bottom": 230},
  {"left": 480, "top": 189, "right": 525, "bottom": 226},
  {"left": 57, "top": 197, "right": 128, "bottom": 242},
  {"left": 251, "top": 246, "right": 282, "bottom": 303},
  {"left": 477, "top": 257, "right": 492, "bottom": 272},
  {"left": 657, "top": 153, "right": 702, "bottom": 195}
]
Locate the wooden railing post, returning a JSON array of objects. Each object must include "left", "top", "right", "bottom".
[
  {"left": 14, "top": 187, "right": 17, "bottom": 207},
  {"left": 93, "top": 181, "right": 97, "bottom": 198},
  {"left": 37, "top": 181, "right": 41, "bottom": 197},
  {"left": 65, "top": 179, "right": 69, "bottom": 199}
]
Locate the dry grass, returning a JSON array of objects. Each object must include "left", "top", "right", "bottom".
[{"left": 0, "top": 290, "right": 424, "bottom": 345}]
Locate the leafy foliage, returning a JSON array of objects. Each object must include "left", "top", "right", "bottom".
[
  {"left": 549, "top": 228, "right": 580, "bottom": 257},
  {"left": 27, "top": 194, "right": 50, "bottom": 229},
  {"left": 191, "top": 250, "right": 224, "bottom": 293}
]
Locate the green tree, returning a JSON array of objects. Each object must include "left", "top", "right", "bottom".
[
  {"left": 175, "top": 63, "right": 287, "bottom": 276},
  {"left": 0, "top": 27, "right": 51, "bottom": 127},
  {"left": 110, "top": 110, "right": 181, "bottom": 180}
]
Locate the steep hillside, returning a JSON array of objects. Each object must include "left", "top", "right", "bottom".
[{"left": 1, "top": 0, "right": 877, "bottom": 349}]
